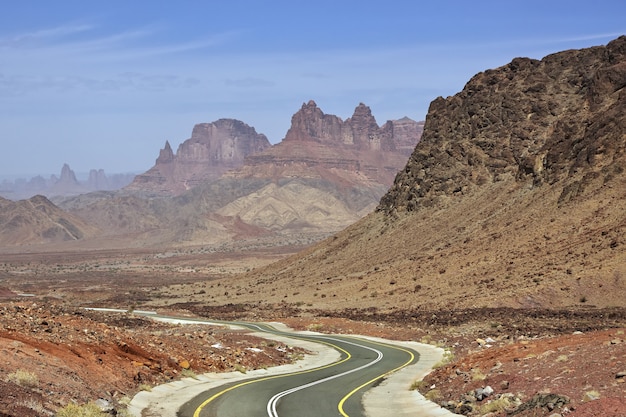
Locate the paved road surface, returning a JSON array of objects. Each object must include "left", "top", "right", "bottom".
[
  {"left": 165, "top": 320, "right": 416, "bottom": 417},
  {"left": 127, "top": 314, "right": 461, "bottom": 417}
]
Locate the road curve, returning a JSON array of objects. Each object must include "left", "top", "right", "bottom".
[
  {"left": 127, "top": 315, "right": 462, "bottom": 417},
  {"left": 178, "top": 322, "right": 416, "bottom": 417}
]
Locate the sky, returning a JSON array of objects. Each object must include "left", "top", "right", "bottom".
[{"left": 1, "top": 1, "right": 624, "bottom": 179}]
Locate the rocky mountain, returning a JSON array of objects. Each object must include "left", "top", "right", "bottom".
[
  {"left": 379, "top": 35, "right": 626, "bottom": 213},
  {"left": 233, "top": 101, "right": 423, "bottom": 185},
  {"left": 0, "top": 195, "right": 99, "bottom": 246},
  {"left": 51, "top": 103, "right": 422, "bottom": 248},
  {"left": 125, "top": 119, "right": 272, "bottom": 196},
  {"left": 199, "top": 101, "right": 423, "bottom": 234},
  {"left": 223, "top": 36, "right": 626, "bottom": 312}
]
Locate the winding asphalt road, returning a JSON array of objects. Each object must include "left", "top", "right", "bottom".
[{"left": 173, "top": 321, "right": 419, "bottom": 417}]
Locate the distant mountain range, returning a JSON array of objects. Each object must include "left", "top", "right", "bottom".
[
  {"left": 0, "top": 164, "right": 135, "bottom": 200},
  {"left": 0, "top": 101, "right": 423, "bottom": 248}
]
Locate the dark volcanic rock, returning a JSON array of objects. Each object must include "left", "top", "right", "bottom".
[{"left": 379, "top": 36, "right": 626, "bottom": 213}]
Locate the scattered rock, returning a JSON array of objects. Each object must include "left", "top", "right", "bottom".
[
  {"left": 511, "top": 393, "right": 570, "bottom": 415},
  {"left": 475, "top": 385, "right": 494, "bottom": 401},
  {"left": 583, "top": 391, "right": 601, "bottom": 402},
  {"left": 94, "top": 398, "right": 112, "bottom": 411}
]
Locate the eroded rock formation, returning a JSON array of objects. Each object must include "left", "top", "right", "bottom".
[
  {"left": 235, "top": 100, "right": 423, "bottom": 186},
  {"left": 126, "top": 119, "right": 271, "bottom": 195}
]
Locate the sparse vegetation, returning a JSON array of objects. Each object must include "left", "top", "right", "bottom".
[
  {"left": 307, "top": 323, "right": 324, "bottom": 331},
  {"left": 583, "top": 390, "right": 601, "bottom": 402},
  {"left": 409, "top": 379, "right": 429, "bottom": 391},
  {"left": 471, "top": 368, "right": 487, "bottom": 381},
  {"left": 56, "top": 402, "right": 108, "bottom": 417},
  {"left": 6, "top": 369, "right": 39, "bottom": 388},
  {"left": 478, "top": 396, "right": 514, "bottom": 414},
  {"left": 424, "top": 388, "right": 442, "bottom": 401},
  {"left": 432, "top": 348, "right": 454, "bottom": 368},
  {"left": 181, "top": 368, "right": 198, "bottom": 379},
  {"left": 20, "top": 399, "right": 48, "bottom": 414},
  {"left": 139, "top": 383, "right": 152, "bottom": 392}
]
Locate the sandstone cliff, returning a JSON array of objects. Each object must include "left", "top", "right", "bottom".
[
  {"left": 212, "top": 101, "right": 423, "bottom": 233},
  {"left": 125, "top": 119, "right": 271, "bottom": 195},
  {"left": 236, "top": 101, "right": 423, "bottom": 186}
]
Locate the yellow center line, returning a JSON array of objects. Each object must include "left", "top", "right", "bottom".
[
  {"left": 193, "top": 335, "right": 352, "bottom": 417},
  {"left": 337, "top": 339, "right": 416, "bottom": 417}
]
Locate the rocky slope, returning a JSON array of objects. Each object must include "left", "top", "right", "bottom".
[
  {"left": 0, "top": 195, "right": 99, "bottom": 246},
  {"left": 0, "top": 301, "right": 305, "bottom": 416},
  {"left": 205, "top": 36, "right": 626, "bottom": 313},
  {"left": 379, "top": 35, "right": 626, "bottom": 213},
  {"left": 125, "top": 119, "right": 271, "bottom": 196}
]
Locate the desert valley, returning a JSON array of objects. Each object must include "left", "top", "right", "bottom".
[{"left": 1, "top": 36, "right": 626, "bottom": 417}]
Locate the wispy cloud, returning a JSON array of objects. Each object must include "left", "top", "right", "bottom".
[
  {"left": 0, "top": 23, "right": 94, "bottom": 47},
  {"left": 91, "top": 32, "right": 238, "bottom": 61},
  {"left": 1, "top": 21, "right": 237, "bottom": 63}
]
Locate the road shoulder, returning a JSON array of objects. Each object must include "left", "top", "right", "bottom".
[{"left": 128, "top": 320, "right": 460, "bottom": 417}]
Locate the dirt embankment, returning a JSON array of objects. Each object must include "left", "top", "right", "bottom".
[{"left": 0, "top": 301, "right": 305, "bottom": 416}]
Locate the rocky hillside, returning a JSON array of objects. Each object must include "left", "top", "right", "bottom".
[
  {"left": 379, "top": 35, "right": 626, "bottom": 213},
  {"left": 0, "top": 195, "right": 99, "bottom": 246},
  {"left": 215, "top": 36, "right": 626, "bottom": 312},
  {"left": 125, "top": 119, "right": 271, "bottom": 196}
]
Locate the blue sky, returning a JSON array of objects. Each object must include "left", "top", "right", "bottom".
[{"left": 1, "top": 1, "right": 624, "bottom": 178}]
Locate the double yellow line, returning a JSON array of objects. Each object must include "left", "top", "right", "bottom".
[
  {"left": 193, "top": 324, "right": 416, "bottom": 417},
  {"left": 193, "top": 334, "right": 351, "bottom": 417}
]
